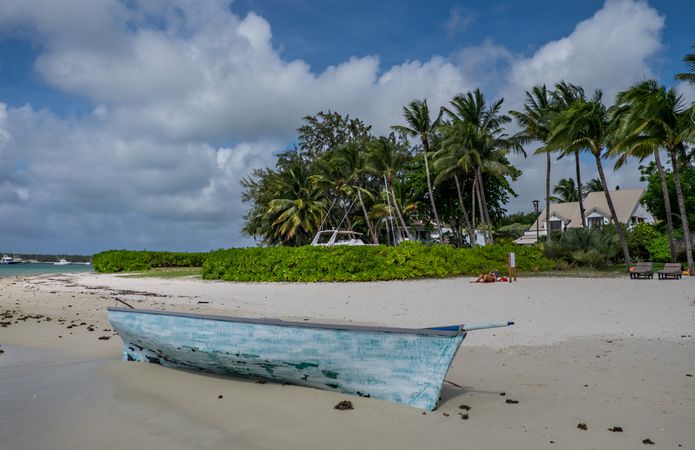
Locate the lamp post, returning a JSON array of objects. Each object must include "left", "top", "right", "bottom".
[{"left": 532, "top": 199, "right": 540, "bottom": 242}]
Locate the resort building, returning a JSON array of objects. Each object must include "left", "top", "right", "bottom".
[{"left": 515, "top": 189, "right": 653, "bottom": 245}]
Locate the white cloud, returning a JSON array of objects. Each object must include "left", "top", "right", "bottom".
[{"left": 0, "top": 0, "right": 673, "bottom": 251}]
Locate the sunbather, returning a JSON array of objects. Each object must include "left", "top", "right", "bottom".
[{"left": 473, "top": 271, "right": 498, "bottom": 283}]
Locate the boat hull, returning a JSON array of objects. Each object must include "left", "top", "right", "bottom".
[{"left": 107, "top": 308, "right": 465, "bottom": 410}]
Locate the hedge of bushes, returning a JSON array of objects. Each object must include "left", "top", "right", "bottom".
[
  {"left": 92, "top": 250, "right": 208, "bottom": 272},
  {"left": 200, "top": 242, "right": 556, "bottom": 282}
]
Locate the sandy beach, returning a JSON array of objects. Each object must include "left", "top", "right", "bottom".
[{"left": 1, "top": 273, "right": 694, "bottom": 449}]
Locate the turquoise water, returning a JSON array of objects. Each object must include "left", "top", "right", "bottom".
[{"left": 0, "top": 263, "right": 94, "bottom": 277}]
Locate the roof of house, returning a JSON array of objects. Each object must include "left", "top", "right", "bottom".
[{"left": 529, "top": 189, "right": 645, "bottom": 231}]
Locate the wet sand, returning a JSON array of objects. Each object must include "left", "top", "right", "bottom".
[{"left": 1, "top": 273, "right": 694, "bottom": 449}]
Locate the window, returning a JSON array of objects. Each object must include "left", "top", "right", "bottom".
[
  {"left": 588, "top": 217, "right": 603, "bottom": 228},
  {"left": 549, "top": 220, "right": 563, "bottom": 231}
]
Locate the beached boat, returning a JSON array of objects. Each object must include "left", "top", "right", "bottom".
[
  {"left": 54, "top": 259, "right": 70, "bottom": 265},
  {"left": 107, "top": 307, "right": 513, "bottom": 410}
]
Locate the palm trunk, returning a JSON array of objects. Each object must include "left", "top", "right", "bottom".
[
  {"left": 421, "top": 137, "right": 443, "bottom": 239},
  {"left": 476, "top": 169, "right": 494, "bottom": 244},
  {"left": 471, "top": 178, "right": 477, "bottom": 236},
  {"left": 356, "top": 182, "right": 378, "bottom": 244},
  {"left": 595, "top": 153, "right": 631, "bottom": 265},
  {"left": 474, "top": 171, "right": 487, "bottom": 244},
  {"left": 545, "top": 152, "right": 551, "bottom": 240},
  {"left": 668, "top": 146, "right": 693, "bottom": 276},
  {"left": 575, "top": 151, "right": 586, "bottom": 227},
  {"left": 390, "top": 187, "right": 411, "bottom": 240},
  {"left": 654, "top": 150, "right": 676, "bottom": 262},
  {"left": 453, "top": 174, "right": 476, "bottom": 247}
]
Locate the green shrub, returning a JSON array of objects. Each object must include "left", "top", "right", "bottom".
[
  {"left": 543, "top": 228, "right": 620, "bottom": 267},
  {"left": 201, "top": 242, "right": 557, "bottom": 282},
  {"left": 92, "top": 250, "right": 208, "bottom": 272},
  {"left": 627, "top": 223, "right": 664, "bottom": 261},
  {"left": 646, "top": 235, "right": 671, "bottom": 262}
]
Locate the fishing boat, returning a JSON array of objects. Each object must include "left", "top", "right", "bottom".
[
  {"left": 54, "top": 258, "right": 70, "bottom": 265},
  {"left": 107, "top": 307, "right": 513, "bottom": 410}
]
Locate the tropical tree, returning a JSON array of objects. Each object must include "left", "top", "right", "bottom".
[
  {"left": 510, "top": 85, "right": 555, "bottom": 238},
  {"left": 551, "top": 178, "right": 579, "bottom": 202},
  {"left": 433, "top": 126, "right": 476, "bottom": 245},
  {"left": 554, "top": 81, "right": 588, "bottom": 227},
  {"left": 442, "top": 89, "right": 525, "bottom": 244},
  {"left": 611, "top": 80, "right": 693, "bottom": 273},
  {"left": 583, "top": 178, "right": 604, "bottom": 195},
  {"left": 612, "top": 81, "right": 680, "bottom": 261},
  {"left": 675, "top": 44, "right": 695, "bottom": 85},
  {"left": 327, "top": 143, "right": 378, "bottom": 243},
  {"left": 547, "top": 90, "right": 632, "bottom": 265},
  {"left": 368, "top": 136, "right": 411, "bottom": 240},
  {"left": 392, "top": 99, "right": 443, "bottom": 238}
]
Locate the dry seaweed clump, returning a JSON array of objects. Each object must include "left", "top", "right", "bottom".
[{"left": 334, "top": 400, "right": 354, "bottom": 410}]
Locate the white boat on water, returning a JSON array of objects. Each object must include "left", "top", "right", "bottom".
[
  {"left": 310, "top": 230, "right": 367, "bottom": 246},
  {"left": 54, "top": 259, "right": 70, "bottom": 266},
  {"left": 1, "top": 255, "right": 21, "bottom": 264}
]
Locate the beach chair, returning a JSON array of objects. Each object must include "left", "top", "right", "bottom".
[
  {"left": 629, "top": 262, "right": 653, "bottom": 279},
  {"left": 658, "top": 263, "right": 682, "bottom": 280}
]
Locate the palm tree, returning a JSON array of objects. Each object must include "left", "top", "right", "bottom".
[
  {"left": 675, "top": 44, "right": 695, "bottom": 85},
  {"left": 611, "top": 80, "right": 693, "bottom": 273},
  {"left": 392, "top": 100, "right": 443, "bottom": 239},
  {"left": 511, "top": 85, "right": 555, "bottom": 239},
  {"left": 330, "top": 143, "right": 378, "bottom": 243},
  {"left": 368, "top": 137, "right": 411, "bottom": 241},
  {"left": 266, "top": 159, "right": 327, "bottom": 245},
  {"left": 442, "top": 90, "right": 525, "bottom": 244},
  {"left": 551, "top": 178, "right": 579, "bottom": 202},
  {"left": 583, "top": 178, "right": 604, "bottom": 195},
  {"left": 554, "top": 81, "right": 587, "bottom": 227},
  {"left": 433, "top": 126, "right": 476, "bottom": 246},
  {"left": 612, "top": 81, "right": 681, "bottom": 261},
  {"left": 547, "top": 90, "right": 632, "bottom": 265}
]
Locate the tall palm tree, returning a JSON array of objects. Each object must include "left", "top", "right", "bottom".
[
  {"left": 554, "top": 81, "right": 587, "bottom": 227},
  {"left": 443, "top": 89, "right": 525, "bottom": 244},
  {"left": 331, "top": 143, "right": 378, "bottom": 243},
  {"left": 612, "top": 81, "right": 681, "bottom": 261},
  {"left": 368, "top": 137, "right": 411, "bottom": 240},
  {"left": 675, "top": 44, "right": 695, "bottom": 85},
  {"left": 392, "top": 99, "right": 443, "bottom": 239},
  {"left": 511, "top": 85, "right": 555, "bottom": 238},
  {"left": 611, "top": 80, "right": 693, "bottom": 273},
  {"left": 433, "top": 126, "right": 476, "bottom": 246},
  {"left": 547, "top": 90, "right": 632, "bottom": 265},
  {"left": 551, "top": 178, "right": 579, "bottom": 202}
]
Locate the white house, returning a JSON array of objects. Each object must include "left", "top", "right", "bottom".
[{"left": 515, "top": 189, "right": 653, "bottom": 245}]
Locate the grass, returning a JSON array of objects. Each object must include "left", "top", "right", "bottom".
[{"left": 119, "top": 267, "right": 202, "bottom": 279}]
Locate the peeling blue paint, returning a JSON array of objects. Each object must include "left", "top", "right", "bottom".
[{"left": 108, "top": 308, "right": 466, "bottom": 410}]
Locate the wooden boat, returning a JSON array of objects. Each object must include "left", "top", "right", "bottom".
[{"left": 107, "top": 307, "right": 513, "bottom": 410}]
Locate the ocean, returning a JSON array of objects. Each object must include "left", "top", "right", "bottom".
[{"left": 0, "top": 263, "right": 94, "bottom": 277}]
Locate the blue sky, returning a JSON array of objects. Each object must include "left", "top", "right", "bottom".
[{"left": 0, "top": 0, "right": 693, "bottom": 253}]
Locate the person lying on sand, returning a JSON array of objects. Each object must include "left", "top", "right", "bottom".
[{"left": 473, "top": 271, "right": 499, "bottom": 283}]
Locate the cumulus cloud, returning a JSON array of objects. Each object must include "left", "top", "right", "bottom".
[{"left": 0, "top": 0, "right": 673, "bottom": 251}]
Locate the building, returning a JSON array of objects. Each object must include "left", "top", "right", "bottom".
[{"left": 515, "top": 189, "right": 653, "bottom": 245}]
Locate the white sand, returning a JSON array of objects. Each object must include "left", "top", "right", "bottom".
[{"left": 1, "top": 273, "right": 694, "bottom": 449}]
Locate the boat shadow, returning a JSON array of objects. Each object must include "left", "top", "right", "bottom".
[{"left": 439, "top": 382, "right": 504, "bottom": 407}]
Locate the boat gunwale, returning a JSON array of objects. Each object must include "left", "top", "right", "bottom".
[{"left": 107, "top": 306, "right": 464, "bottom": 336}]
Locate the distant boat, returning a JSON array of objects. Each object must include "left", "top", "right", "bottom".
[
  {"left": 1, "top": 255, "right": 20, "bottom": 265},
  {"left": 108, "top": 307, "right": 513, "bottom": 410},
  {"left": 310, "top": 229, "right": 367, "bottom": 246},
  {"left": 54, "top": 259, "right": 70, "bottom": 265}
]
